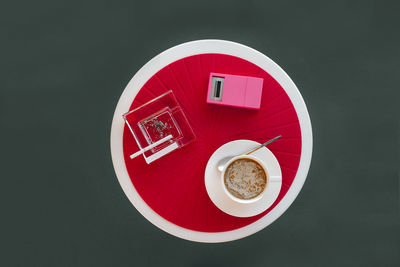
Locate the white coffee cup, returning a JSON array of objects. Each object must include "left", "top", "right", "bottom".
[{"left": 221, "top": 154, "right": 281, "bottom": 204}]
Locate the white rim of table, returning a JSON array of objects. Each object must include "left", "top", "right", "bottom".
[{"left": 110, "top": 39, "right": 313, "bottom": 243}]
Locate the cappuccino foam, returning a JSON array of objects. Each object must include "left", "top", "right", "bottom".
[{"left": 224, "top": 159, "right": 267, "bottom": 200}]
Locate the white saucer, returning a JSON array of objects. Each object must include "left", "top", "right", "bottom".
[{"left": 205, "top": 140, "right": 282, "bottom": 217}]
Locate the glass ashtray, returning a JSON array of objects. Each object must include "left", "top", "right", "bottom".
[{"left": 123, "top": 90, "right": 196, "bottom": 164}]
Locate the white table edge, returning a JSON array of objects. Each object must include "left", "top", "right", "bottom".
[{"left": 110, "top": 39, "right": 313, "bottom": 243}]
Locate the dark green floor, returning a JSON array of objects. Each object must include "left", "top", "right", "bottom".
[{"left": 1, "top": 0, "right": 399, "bottom": 266}]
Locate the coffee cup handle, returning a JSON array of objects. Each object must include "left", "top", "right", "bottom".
[
  {"left": 269, "top": 176, "right": 282, "bottom": 182},
  {"left": 218, "top": 161, "right": 230, "bottom": 173}
]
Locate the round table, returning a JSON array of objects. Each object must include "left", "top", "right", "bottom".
[{"left": 110, "top": 40, "right": 312, "bottom": 243}]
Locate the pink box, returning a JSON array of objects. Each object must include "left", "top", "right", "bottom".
[{"left": 206, "top": 73, "right": 263, "bottom": 110}]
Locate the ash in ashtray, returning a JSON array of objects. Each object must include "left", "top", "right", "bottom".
[
  {"left": 138, "top": 108, "right": 182, "bottom": 150},
  {"left": 142, "top": 117, "right": 169, "bottom": 138}
]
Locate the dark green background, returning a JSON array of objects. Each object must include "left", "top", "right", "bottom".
[{"left": 1, "top": 0, "right": 399, "bottom": 266}]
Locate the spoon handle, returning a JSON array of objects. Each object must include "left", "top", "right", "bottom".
[{"left": 245, "top": 135, "right": 282, "bottom": 155}]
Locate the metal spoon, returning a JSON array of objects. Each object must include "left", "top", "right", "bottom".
[{"left": 217, "top": 135, "right": 282, "bottom": 172}]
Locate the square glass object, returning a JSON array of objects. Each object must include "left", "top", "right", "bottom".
[{"left": 123, "top": 90, "right": 196, "bottom": 164}]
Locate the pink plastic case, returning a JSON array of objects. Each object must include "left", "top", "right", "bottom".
[{"left": 206, "top": 73, "right": 263, "bottom": 110}]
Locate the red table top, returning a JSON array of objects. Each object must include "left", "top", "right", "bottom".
[{"left": 122, "top": 53, "right": 301, "bottom": 232}]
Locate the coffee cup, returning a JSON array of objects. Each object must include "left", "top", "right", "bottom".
[{"left": 221, "top": 154, "right": 280, "bottom": 204}]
